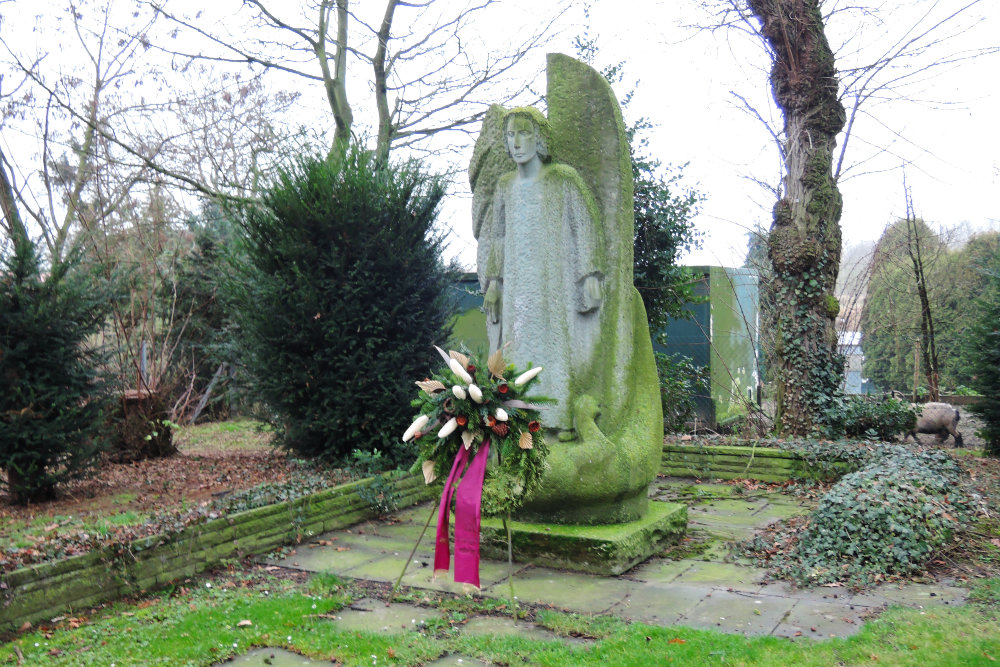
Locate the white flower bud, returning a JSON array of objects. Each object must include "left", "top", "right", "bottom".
[
  {"left": 437, "top": 417, "right": 458, "bottom": 439},
  {"left": 452, "top": 385, "right": 467, "bottom": 400},
  {"left": 513, "top": 366, "right": 543, "bottom": 386},
  {"left": 402, "top": 414, "right": 430, "bottom": 442},
  {"left": 495, "top": 408, "right": 509, "bottom": 422},
  {"left": 468, "top": 384, "right": 484, "bottom": 403},
  {"left": 448, "top": 358, "right": 474, "bottom": 384}
]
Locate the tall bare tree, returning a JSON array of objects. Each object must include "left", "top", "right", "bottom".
[
  {"left": 149, "top": 0, "right": 565, "bottom": 160},
  {"left": 701, "top": 0, "right": 996, "bottom": 433},
  {"left": 901, "top": 186, "right": 941, "bottom": 400},
  {"left": 0, "top": 0, "right": 299, "bottom": 254}
]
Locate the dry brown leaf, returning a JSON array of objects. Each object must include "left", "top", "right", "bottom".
[
  {"left": 422, "top": 460, "right": 437, "bottom": 484},
  {"left": 236, "top": 619, "right": 253, "bottom": 628},
  {"left": 448, "top": 350, "right": 470, "bottom": 368},
  {"left": 518, "top": 431, "right": 533, "bottom": 450},
  {"left": 415, "top": 380, "right": 446, "bottom": 394},
  {"left": 487, "top": 349, "right": 506, "bottom": 378}
]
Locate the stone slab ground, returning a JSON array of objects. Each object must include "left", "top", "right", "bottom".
[{"left": 265, "top": 480, "right": 968, "bottom": 642}]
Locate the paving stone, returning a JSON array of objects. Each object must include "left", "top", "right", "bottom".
[
  {"left": 484, "top": 567, "right": 632, "bottom": 613},
  {"left": 752, "top": 504, "right": 809, "bottom": 522},
  {"left": 327, "top": 530, "right": 421, "bottom": 553},
  {"left": 772, "top": 599, "right": 869, "bottom": 639},
  {"left": 396, "top": 559, "right": 521, "bottom": 595},
  {"left": 754, "top": 583, "right": 848, "bottom": 603},
  {"left": 318, "top": 598, "right": 441, "bottom": 633},
  {"left": 695, "top": 536, "right": 743, "bottom": 563},
  {"left": 627, "top": 558, "right": 692, "bottom": 584},
  {"left": 874, "top": 582, "right": 968, "bottom": 608},
  {"left": 224, "top": 647, "right": 322, "bottom": 666},
  {"left": 679, "top": 588, "right": 796, "bottom": 636},
  {"left": 390, "top": 503, "right": 437, "bottom": 524},
  {"left": 687, "top": 518, "right": 757, "bottom": 542},
  {"left": 689, "top": 510, "right": 772, "bottom": 531},
  {"left": 361, "top": 520, "right": 432, "bottom": 542},
  {"left": 343, "top": 551, "right": 513, "bottom": 593},
  {"left": 271, "top": 543, "right": 387, "bottom": 573},
  {"left": 692, "top": 499, "right": 771, "bottom": 517},
  {"left": 672, "top": 561, "right": 768, "bottom": 592},
  {"left": 608, "top": 582, "right": 708, "bottom": 626}
]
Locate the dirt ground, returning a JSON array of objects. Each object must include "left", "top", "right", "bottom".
[{"left": 0, "top": 424, "right": 307, "bottom": 524}]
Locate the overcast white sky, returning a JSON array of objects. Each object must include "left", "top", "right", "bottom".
[
  {"left": 434, "top": 0, "right": 1000, "bottom": 270},
  {"left": 4, "top": 0, "right": 998, "bottom": 271}
]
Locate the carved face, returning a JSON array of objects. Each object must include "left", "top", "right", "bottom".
[{"left": 505, "top": 116, "right": 537, "bottom": 165}]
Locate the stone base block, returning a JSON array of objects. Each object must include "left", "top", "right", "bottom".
[{"left": 479, "top": 501, "right": 687, "bottom": 575}]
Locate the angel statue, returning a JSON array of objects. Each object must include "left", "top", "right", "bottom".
[{"left": 469, "top": 54, "right": 663, "bottom": 525}]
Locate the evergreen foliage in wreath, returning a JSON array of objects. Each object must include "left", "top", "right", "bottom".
[{"left": 405, "top": 347, "right": 551, "bottom": 517}]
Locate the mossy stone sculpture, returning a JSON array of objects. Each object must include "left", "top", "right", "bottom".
[{"left": 471, "top": 54, "right": 662, "bottom": 524}]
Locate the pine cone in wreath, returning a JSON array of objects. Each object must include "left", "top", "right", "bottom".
[{"left": 490, "top": 422, "right": 510, "bottom": 438}]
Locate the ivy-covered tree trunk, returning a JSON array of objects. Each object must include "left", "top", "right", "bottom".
[{"left": 749, "top": 0, "right": 847, "bottom": 435}]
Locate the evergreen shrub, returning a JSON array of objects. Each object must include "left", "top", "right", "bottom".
[
  {"left": 655, "top": 352, "right": 709, "bottom": 432},
  {"left": 837, "top": 395, "right": 919, "bottom": 441},
  {"left": 964, "top": 259, "right": 1000, "bottom": 455},
  {"left": 0, "top": 238, "right": 113, "bottom": 504},
  {"left": 229, "top": 147, "right": 456, "bottom": 467}
]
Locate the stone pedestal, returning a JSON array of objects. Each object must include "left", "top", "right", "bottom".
[{"left": 480, "top": 501, "right": 687, "bottom": 576}]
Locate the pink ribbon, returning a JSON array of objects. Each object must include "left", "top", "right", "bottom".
[
  {"left": 433, "top": 437, "right": 491, "bottom": 588},
  {"left": 433, "top": 444, "right": 469, "bottom": 576}
]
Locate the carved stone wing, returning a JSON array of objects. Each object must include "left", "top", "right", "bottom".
[
  {"left": 546, "top": 53, "right": 634, "bottom": 273},
  {"left": 469, "top": 104, "right": 513, "bottom": 242}
]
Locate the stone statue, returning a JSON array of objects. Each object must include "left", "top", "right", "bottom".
[
  {"left": 478, "top": 107, "right": 604, "bottom": 429},
  {"left": 470, "top": 54, "right": 663, "bottom": 525}
]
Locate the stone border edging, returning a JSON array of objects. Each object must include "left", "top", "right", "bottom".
[
  {"left": 0, "top": 472, "right": 433, "bottom": 633},
  {"left": 662, "top": 443, "right": 845, "bottom": 482}
]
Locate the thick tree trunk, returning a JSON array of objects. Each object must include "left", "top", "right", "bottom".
[
  {"left": 749, "top": 0, "right": 846, "bottom": 435},
  {"left": 373, "top": 0, "right": 399, "bottom": 163},
  {"left": 0, "top": 145, "right": 29, "bottom": 246},
  {"left": 317, "top": 0, "right": 353, "bottom": 155}
]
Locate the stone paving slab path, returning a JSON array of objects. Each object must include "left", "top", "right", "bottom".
[{"left": 265, "top": 481, "right": 968, "bottom": 641}]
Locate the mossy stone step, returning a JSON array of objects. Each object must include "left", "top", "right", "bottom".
[{"left": 479, "top": 501, "right": 687, "bottom": 576}]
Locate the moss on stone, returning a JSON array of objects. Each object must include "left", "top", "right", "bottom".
[
  {"left": 481, "top": 501, "right": 687, "bottom": 575},
  {"left": 0, "top": 472, "right": 430, "bottom": 633}
]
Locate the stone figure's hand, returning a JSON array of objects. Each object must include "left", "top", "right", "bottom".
[
  {"left": 580, "top": 275, "right": 602, "bottom": 313},
  {"left": 484, "top": 281, "right": 501, "bottom": 324}
]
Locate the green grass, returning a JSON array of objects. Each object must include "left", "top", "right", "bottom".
[
  {"left": 3, "top": 574, "right": 999, "bottom": 666},
  {"left": 173, "top": 419, "right": 274, "bottom": 453}
]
